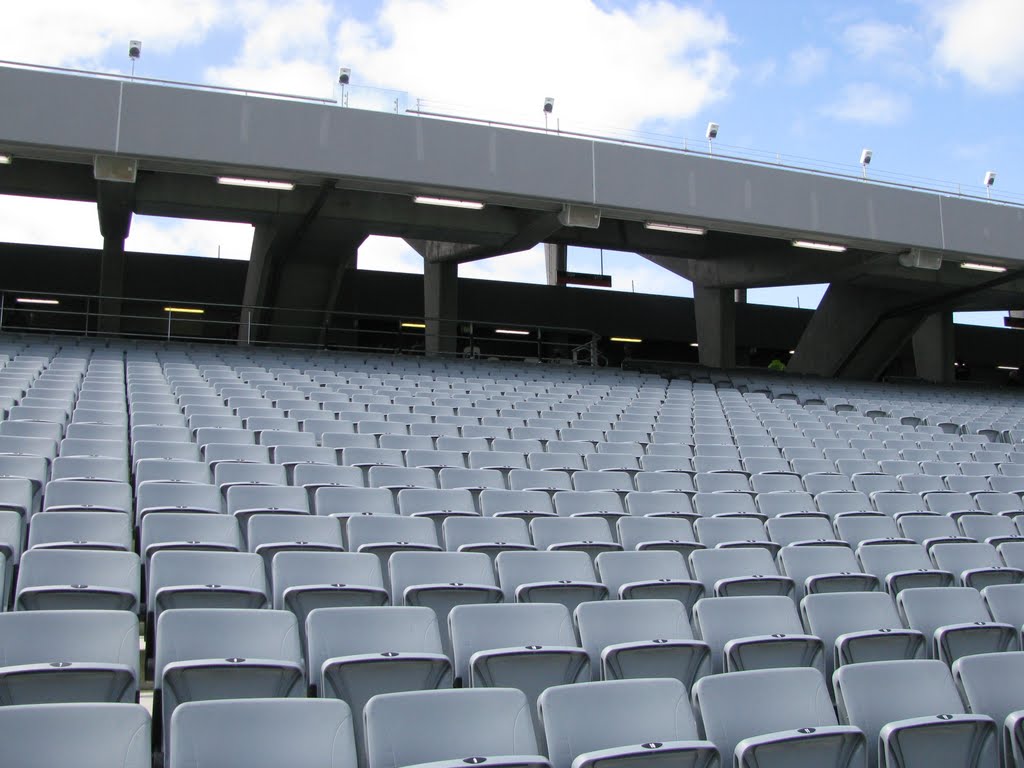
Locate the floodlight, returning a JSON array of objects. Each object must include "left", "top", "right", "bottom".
[
  {"left": 860, "top": 149, "right": 872, "bottom": 166},
  {"left": 705, "top": 122, "right": 719, "bottom": 140},
  {"left": 0, "top": 154, "right": 11, "bottom": 165},
  {"left": 128, "top": 40, "right": 142, "bottom": 60},
  {"left": 338, "top": 67, "right": 351, "bottom": 85},
  {"left": 984, "top": 171, "right": 996, "bottom": 187},
  {"left": 543, "top": 97, "right": 555, "bottom": 114}
]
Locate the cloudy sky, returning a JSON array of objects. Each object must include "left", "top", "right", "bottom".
[{"left": 1, "top": 0, "right": 1021, "bottom": 326}]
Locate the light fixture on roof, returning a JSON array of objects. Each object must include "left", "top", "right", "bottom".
[
  {"left": 610, "top": 337, "right": 642, "bottom": 343},
  {"left": 961, "top": 262, "right": 1007, "bottom": 273},
  {"left": 163, "top": 307, "right": 204, "bottom": 314},
  {"left": 706, "top": 122, "right": 719, "bottom": 154},
  {"left": 412, "top": 195, "right": 485, "bottom": 210},
  {"left": 644, "top": 221, "right": 706, "bottom": 236},
  {"left": 860, "top": 148, "right": 872, "bottom": 178},
  {"left": 495, "top": 329, "right": 530, "bottom": 336},
  {"left": 338, "top": 67, "right": 351, "bottom": 107},
  {"left": 0, "top": 154, "right": 11, "bottom": 165},
  {"left": 984, "top": 171, "right": 996, "bottom": 199},
  {"left": 16, "top": 297, "right": 59, "bottom": 305},
  {"left": 217, "top": 177, "right": 295, "bottom": 191},
  {"left": 543, "top": 97, "right": 555, "bottom": 131},
  {"left": 792, "top": 239, "right": 847, "bottom": 253},
  {"left": 128, "top": 39, "right": 141, "bottom": 77}
]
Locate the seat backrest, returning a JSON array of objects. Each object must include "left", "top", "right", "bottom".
[
  {"left": 856, "top": 543, "right": 935, "bottom": 579},
  {"left": 539, "top": 678, "right": 700, "bottom": 768},
  {"left": 366, "top": 687, "right": 540, "bottom": 768},
  {"left": 226, "top": 484, "right": 307, "bottom": 514},
  {"left": 136, "top": 482, "right": 222, "bottom": 516},
  {"left": 617, "top": 516, "right": 695, "bottom": 550},
  {"left": 17, "top": 549, "right": 141, "bottom": 605},
  {"left": 952, "top": 651, "right": 1024, "bottom": 736},
  {"left": 801, "top": 591, "right": 906, "bottom": 658},
  {"left": 531, "top": 517, "right": 614, "bottom": 550},
  {"left": 147, "top": 550, "right": 266, "bottom": 607},
  {"left": 836, "top": 516, "right": 903, "bottom": 546},
  {"left": 495, "top": 550, "right": 597, "bottom": 600},
  {"left": 981, "top": 583, "right": 1024, "bottom": 628},
  {"left": 896, "top": 586, "right": 990, "bottom": 638},
  {"left": 314, "top": 486, "right": 395, "bottom": 517},
  {"left": 931, "top": 542, "right": 1002, "bottom": 575},
  {"left": 694, "top": 516, "right": 768, "bottom": 548},
  {"left": 575, "top": 599, "right": 694, "bottom": 670},
  {"left": 692, "top": 667, "right": 841, "bottom": 763},
  {"left": 442, "top": 516, "right": 531, "bottom": 550},
  {"left": 42, "top": 480, "right": 132, "bottom": 514},
  {"left": 595, "top": 550, "right": 691, "bottom": 593},
  {"left": 347, "top": 515, "right": 438, "bottom": 550},
  {"left": 247, "top": 514, "right": 342, "bottom": 550},
  {"left": 169, "top": 698, "right": 355, "bottom": 768},
  {"left": 688, "top": 547, "right": 779, "bottom": 593},
  {"left": 624, "top": 491, "right": 695, "bottom": 517},
  {"left": 0, "top": 609, "right": 138, "bottom": 669},
  {"left": 389, "top": 551, "right": 496, "bottom": 605},
  {"left": 766, "top": 516, "right": 836, "bottom": 547},
  {"left": 777, "top": 545, "right": 863, "bottom": 597},
  {"left": 397, "top": 488, "right": 476, "bottom": 515},
  {"left": 552, "top": 491, "right": 625, "bottom": 517},
  {"left": 755, "top": 490, "right": 817, "bottom": 517},
  {"left": 692, "top": 595, "right": 805, "bottom": 672},
  {"left": 271, "top": 551, "right": 384, "bottom": 609},
  {"left": 692, "top": 491, "right": 757, "bottom": 516}
]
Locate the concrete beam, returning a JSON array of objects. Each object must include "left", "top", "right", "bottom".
[
  {"left": 95, "top": 181, "right": 135, "bottom": 334},
  {"left": 423, "top": 261, "right": 459, "bottom": 357},
  {"left": 787, "top": 283, "right": 926, "bottom": 380},
  {"left": 545, "top": 243, "right": 567, "bottom": 286},
  {"left": 406, "top": 211, "right": 563, "bottom": 265},
  {"left": 913, "top": 312, "right": 955, "bottom": 384},
  {"left": 693, "top": 285, "right": 736, "bottom": 368}
]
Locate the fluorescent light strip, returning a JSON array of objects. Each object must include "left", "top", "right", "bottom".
[
  {"left": 400, "top": 322, "right": 426, "bottom": 329},
  {"left": 217, "top": 177, "right": 295, "bottom": 191},
  {"left": 163, "top": 307, "right": 204, "bottom": 314},
  {"left": 610, "top": 337, "right": 642, "bottom": 343},
  {"left": 0, "top": 154, "right": 11, "bottom": 165},
  {"left": 16, "top": 297, "right": 58, "bottom": 305},
  {"left": 998, "top": 365, "right": 1020, "bottom": 371},
  {"left": 689, "top": 343, "right": 699, "bottom": 348},
  {"left": 495, "top": 329, "right": 530, "bottom": 336},
  {"left": 961, "top": 262, "right": 1007, "bottom": 273},
  {"left": 644, "top": 221, "right": 706, "bottom": 236},
  {"left": 792, "top": 240, "right": 847, "bottom": 253},
  {"left": 412, "top": 196, "right": 485, "bottom": 210}
]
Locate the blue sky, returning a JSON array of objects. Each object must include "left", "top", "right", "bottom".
[{"left": 0, "top": 0, "right": 1021, "bottom": 326}]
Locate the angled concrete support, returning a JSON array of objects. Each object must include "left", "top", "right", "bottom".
[
  {"left": 95, "top": 181, "right": 135, "bottom": 334},
  {"left": 788, "top": 283, "right": 925, "bottom": 380},
  {"left": 545, "top": 243, "right": 567, "bottom": 285},
  {"left": 423, "top": 261, "right": 459, "bottom": 357},
  {"left": 913, "top": 311, "right": 955, "bottom": 384},
  {"left": 693, "top": 285, "right": 736, "bottom": 369}
]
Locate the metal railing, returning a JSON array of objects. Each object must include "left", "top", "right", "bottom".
[{"left": 0, "top": 289, "right": 603, "bottom": 366}]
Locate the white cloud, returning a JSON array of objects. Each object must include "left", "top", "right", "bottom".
[
  {"left": 0, "top": 195, "right": 102, "bottom": 250},
  {"left": 821, "top": 83, "right": 911, "bottom": 124},
  {"left": 125, "top": 216, "right": 254, "bottom": 260},
  {"left": 459, "top": 247, "right": 546, "bottom": 284},
  {"left": 0, "top": 0, "right": 226, "bottom": 68},
  {"left": 931, "top": 0, "right": 1024, "bottom": 91},
  {"left": 337, "top": 0, "right": 736, "bottom": 130},
  {"left": 786, "top": 45, "right": 828, "bottom": 84},
  {"left": 357, "top": 235, "right": 423, "bottom": 274},
  {"left": 843, "top": 20, "right": 914, "bottom": 60}
]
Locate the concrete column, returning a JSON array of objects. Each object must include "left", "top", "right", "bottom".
[
  {"left": 693, "top": 285, "right": 736, "bottom": 368},
  {"left": 545, "top": 243, "right": 567, "bottom": 286},
  {"left": 95, "top": 181, "right": 134, "bottom": 334},
  {"left": 788, "top": 283, "right": 924, "bottom": 380},
  {"left": 424, "top": 261, "right": 459, "bottom": 357},
  {"left": 733, "top": 288, "right": 747, "bottom": 304},
  {"left": 913, "top": 311, "right": 955, "bottom": 383}
]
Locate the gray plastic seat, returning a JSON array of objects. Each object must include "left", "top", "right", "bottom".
[
  {"left": 931, "top": 542, "right": 1024, "bottom": 590},
  {"left": 147, "top": 551, "right": 267, "bottom": 638},
  {"left": 0, "top": 702, "right": 151, "bottom": 767},
  {"left": 836, "top": 516, "right": 911, "bottom": 548},
  {"left": 449, "top": 602, "right": 588, "bottom": 742},
  {"left": 856, "top": 543, "right": 955, "bottom": 594},
  {"left": 896, "top": 586, "right": 1018, "bottom": 665},
  {"left": 42, "top": 479, "right": 132, "bottom": 515},
  {"left": 756, "top": 490, "right": 820, "bottom": 518},
  {"left": 390, "top": 551, "right": 503, "bottom": 656},
  {"left": 226, "top": 485, "right": 309, "bottom": 537},
  {"left": 531, "top": 516, "right": 621, "bottom": 560},
  {"left": 509, "top": 469, "right": 574, "bottom": 494},
  {"left": 27, "top": 511, "right": 132, "bottom": 552},
  {"left": 247, "top": 514, "right": 344, "bottom": 578},
  {"left": 366, "top": 687, "right": 547, "bottom": 768},
  {"left": 595, "top": 549, "right": 703, "bottom": 611},
  {"left": 441, "top": 515, "right": 534, "bottom": 560},
  {"left": 155, "top": 608, "right": 305, "bottom": 759},
  {"left": 695, "top": 516, "right": 778, "bottom": 555},
  {"left": 397, "top": 488, "right": 479, "bottom": 540},
  {"left": 834, "top": 659, "right": 997, "bottom": 768},
  {"left": 346, "top": 515, "right": 441, "bottom": 591},
  {"left": 306, "top": 606, "right": 452, "bottom": 767},
  {"left": 980, "top": 583, "right": 1024, "bottom": 635},
  {"left": 692, "top": 667, "right": 867, "bottom": 768},
  {"left": 368, "top": 466, "right": 438, "bottom": 491},
  {"left": 51, "top": 456, "right": 128, "bottom": 484},
  {"left": 169, "top": 698, "right": 355, "bottom": 768},
  {"left": 575, "top": 599, "right": 709, "bottom": 688},
  {"left": 767, "top": 515, "right": 843, "bottom": 548},
  {"left": 136, "top": 482, "right": 222, "bottom": 522},
  {"left": 0, "top": 610, "right": 139, "bottom": 704},
  {"left": 693, "top": 595, "right": 824, "bottom": 675},
  {"left": 15, "top": 549, "right": 140, "bottom": 611},
  {"left": 816, "top": 491, "right": 873, "bottom": 519},
  {"left": 898, "top": 514, "right": 972, "bottom": 550},
  {"left": 951, "top": 651, "right": 1024, "bottom": 768},
  {"left": 633, "top": 472, "right": 696, "bottom": 494},
  {"left": 778, "top": 545, "right": 878, "bottom": 599},
  {"left": 495, "top": 550, "right": 607, "bottom": 613},
  {"left": 616, "top": 515, "right": 702, "bottom": 561},
  {"left": 480, "top": 488, "right": 557, "bottom": 522},
  {"left": 958, "top": 514, "right": 1023, "bottom": 547},
  {"left": 800, "top": 592, "right": 925, "bottom": 684},
  {"left": 539, "top": 678, "right": 718, "bottom": 768},
  {"left": 552, "top": 491, "right": 627, "bottom": 528},
  {"left": 689, "top": 547, "right": 794, "bottom": 598},
  {"left": 692, "top": 491, "right": 759, "bottom": 518},
  {"left": 140, "top": 513, "right": 242, "bottom": 567},
  {"left": 314, "top": 486, "right": 396, "bottom": 545}
]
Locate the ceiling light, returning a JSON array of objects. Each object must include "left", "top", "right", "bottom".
[
  {"left": 689, "top": 342, "right": 699, "bottom": 348},
  {"left": 496, "top": 329, "right": 530, "bottom": 336},
  {"left": 997, "top": 365, "right": 1019, "bottom": 371},
  {"left": 400, "top": 322, "right": 426, "bottom": 329},
  {"left": 610, "top": 337, "right": 642, "bottom": 343},
  {"left": 217, "top": 177, "right": 295, "bottom": 191},
  {"left": 16, "top": 297, "right": 58, "bottom": 305},
  {"left": 789, "top": 350, "right": 796, "bottom": 354},
  {"left": 0, "top": 154, "right": 11, "bottom": 165},
  {"left": 792, "top": 240, "right": 847, "bottom": 253},
  {"left": 961, "top": 262, "right": 1007, "bottom": 273},
  {"left": 412, "top": 196, "right": 485, "bottom": 210},
  {"left": 644, "top": 221, "right": 706, "bottom": 236},
  {"left": 163, "top": 307, "right": 204, "bottom": 314}
]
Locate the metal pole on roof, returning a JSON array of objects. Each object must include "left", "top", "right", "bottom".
[{"left": 166, "top": 311, "right": 172, "bottom": 342}]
